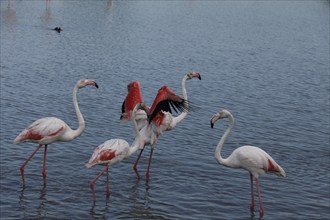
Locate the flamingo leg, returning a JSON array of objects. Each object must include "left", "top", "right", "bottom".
[
  {"left": 106, "top": 166, "right": 110, "bottom": 198},
  {"left": 146, "top": 148, "right": 154, "bottom": 182},
  {"left": 255, "top": 177, "right": 264, "bottom": 218},
  {"left": 42, "top": 145, "right": 48, "bottom": 186},
  {"left": 20, "top": 144, "right": 43, "bottom": 186},
  {"left": 90, "top": 164, "right": 109, "bottom": 200},
  {"left": 133, "top": 148, "right": 144, "bottom": 179},
  {"left": 250, "top": 173, "right": 255, "bottom": 212}
]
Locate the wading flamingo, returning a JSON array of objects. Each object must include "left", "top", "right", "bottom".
[
  {"left": 121, "top": 71, "right": 201, "bottom": 181},
  {"left": 14, "top": 79, "right": 99, "bottom": 187},
  {"left": 210, "top": 109, "right": 286, "bottom": 218},
  {"left": 86, "top": 102, "right": 148, "bottom": 199}
]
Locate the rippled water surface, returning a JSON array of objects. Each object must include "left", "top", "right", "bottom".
[{"left": 1, "top": 1, "right": 329, "bottom": 219}]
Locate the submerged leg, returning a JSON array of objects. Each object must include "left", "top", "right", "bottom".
[
  {"left": 133, "top": 148, "right": 144, "bottom": 179},
  {"left": 255, "top": 177, "right": 264, "bottom": 218},
  {"left": 146, "top": 148, "right": 154, "bottom": 182},
  {"left": 20, "top": 144, "right": 43, "bottom": 186},
  {"left": 90, "top": 164, "right": 109, "bottom": 200},
  {"left": 42, "top": 145, "right": 48, "bottom": 186},
  {"left": 250, "top": 173, "right": 255, "bottom": 212}
]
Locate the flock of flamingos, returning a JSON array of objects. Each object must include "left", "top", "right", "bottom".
[{"left": 14, "top": 71, "right": 285, "bottom": 218}]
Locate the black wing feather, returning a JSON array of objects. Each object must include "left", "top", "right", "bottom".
[
  {"left": 120, "top": 100, "right": 126, "bottom": 119},
  {"left": 149, "top": 99, "right": 188, "bottom": 123}
]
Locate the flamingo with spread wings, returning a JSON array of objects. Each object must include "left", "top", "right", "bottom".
[{"left": 120, "top": 71, "right": 201, "bottom": 181}]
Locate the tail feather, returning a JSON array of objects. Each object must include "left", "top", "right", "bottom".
[
  {"left": 276, "top": 165, "right": 286, "bottom": 177},
  {"left": 14, "top": 130, "right": 27, "bottom": 144},
  {"left": 85, "top": 162, "right": 95, "bottom": 169}
]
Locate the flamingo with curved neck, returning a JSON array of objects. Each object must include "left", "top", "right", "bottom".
[
  {"left": 14, "top": 79, "right": 99, "bottom": 186},
  {"left": 86, "top": 102, "right": 148, "bottom": 199},
  {"left": 211, "top": 109, "right": 286, "bottom": 218}
]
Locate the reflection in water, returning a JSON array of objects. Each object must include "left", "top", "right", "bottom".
[
  {"left": 18, "top": 186, "right": 48, "bottom": 218},
  {"left": 107, "top": 0, "right": 112, "bottom": 11},
  {"left": 2, "top": 0, "right": 16, "bottom": 25},
  {"left": 36, "top": 186, "right": 47, "bottom": 217},
  {"left": 128, "top": 179, "right": 153, "bottom": 218},
  {"left": 41, "top": 0, "right": 52, "bottom": 24},
  {"left": 90, "top": 197, "right": 110, "bottom": 219},
  {"left": 18, "top": 188, "right": 27, "bottom": 212}
]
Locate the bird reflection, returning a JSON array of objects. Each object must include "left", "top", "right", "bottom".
[
  {"left": 18, "top": 187, "right": 26, "bottom": 211},
  {"left": 36, "top": 186, "right": 48, "bottom": 216},
  {"left": 90, "top": 196, "right": 110, "bottom": 219},
  {"left": 107, "top": 0, "right": 112, "bottom": 11},
  {"left": 2, "top": 0, "right": 16, "bottom": 25},
  {"left": 128, "top": 179, "right": 153, "bottom": 217},
  {"left": 18, "top": 185, "right": 48, "bottom": 216},
  {"left": 41, "top": 0, "right": 52, "bottom": 24}
]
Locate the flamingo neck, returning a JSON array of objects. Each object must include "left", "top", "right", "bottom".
[
  {"left": 215, "top": 114, "right": 234, "bottom": 166},
  {"left": 173, "top": 75, "right": 189, "bottom": 124},
  {"left": 128, "top": 105, "right": 143, "bottom": 156},
  {"left": 71, "top": 86, "right": 85, "bottom": 139},
  {"left": 128, "top": 138, "right": 141, "bottom": 156}
]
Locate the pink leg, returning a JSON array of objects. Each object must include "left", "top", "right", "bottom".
[
  {"left": 250, "top": 173, "right": 255, "bottom": 212},
  {"left": 90, "top": 164, "right": 109, "bottom": 200},
  {"left": 255, "top": 177, "right": 264, "bottom": 218},
  {"left": 20, "top": 144, "right": 43, "bottom": 186},
  {"left": 146, "top": 148, "right": 154, "bottom": 182},
  {"left": 106, "top": 166, "right": 110, "bottom": 198},
  {"left": 133, "top": 148, "right": 144, "bottom": 179},
  {"left": 42, "top": 145, "right": 48, "bottom": 186}
]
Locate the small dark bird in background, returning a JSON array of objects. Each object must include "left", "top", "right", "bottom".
[{"left": 53, "top": 26, "right": 62, "bottom": 33}]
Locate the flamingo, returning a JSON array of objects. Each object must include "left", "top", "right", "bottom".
[
  {"left": 120, "top": 81, "right": 149, "bottom": 131},
  {"left": 121, "top": 71, "right": 201, "bottom": 180},
  {"left": 14, "top": 79, "right": 99, "bottom": 186},
  {"left": 85, "top": 102, "right": 148, "bottom": 199},
  {"left": 210, "top": 109, "right": 286, "bottom": 217}
]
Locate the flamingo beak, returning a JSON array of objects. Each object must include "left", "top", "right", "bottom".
[
  {"left": 94, "top": 82, "right": 99, "bottom": 88},
  {"left": 193, "top": 71, "right": 201, "bottom": 80},
  {"left": 210, "top": 119, "right": 214, "bottom": 128}
]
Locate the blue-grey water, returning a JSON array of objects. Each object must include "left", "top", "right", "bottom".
[{"left": 1, "top": 1, "right": 329, "bottom": 219}]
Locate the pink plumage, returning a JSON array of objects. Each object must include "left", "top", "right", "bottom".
[
  {"left": 211, "top": 109, "right": 285, "bottom": 218},
  {"left": 120, "top": 71, "right": 201, "bottom": 181},
  {"left": 14, "top": 79, "right": 98, "bottom": 186},
  {"left": 85, "top": 102, "right": 148, "bottom": 199}
]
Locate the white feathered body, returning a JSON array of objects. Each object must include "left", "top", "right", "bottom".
[
  {"left": 223, "top": 145, "right": 286, "bottom": 178},
  {"left": 85, "top": 139, "right": 130, "bottom": 168},
  {"left": 14, "top": 117, "right": 75, "bottom": 145}
]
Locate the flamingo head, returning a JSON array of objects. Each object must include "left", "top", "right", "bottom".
[
  {"left": 133, "top": 102, "right": 150, "bottom": 116},
  {"left": 210, "top": 109, "right": 231, "bottom": 128},
  {"left": 76, "top": 79, "right": 99, "bottom": 89},
  {"left": 127, "top": 81, "right": 140, "bottom": 92},
  {"left": 186, "top": 71, "right": 201, "bottom": 80}
]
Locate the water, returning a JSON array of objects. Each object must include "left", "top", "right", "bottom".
[{"left": 1, "top": 1, "right": 329, "bottom": 219}]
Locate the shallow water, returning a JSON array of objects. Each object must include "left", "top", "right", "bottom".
[{"left": 1, "top": 1, "right": 329, "bottom": 219}]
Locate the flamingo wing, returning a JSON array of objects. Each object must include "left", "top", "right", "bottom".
[
  {"left": 120, "top": 81, "right": 146, "bottom": 122},
  {"left": 86, "top": 139, "right": 130, "bottom": 168},
  {"left": 14, "top": 117, "right": 67, "bottom": 144},
  {"left": 148, "top": 86, "right": 186, "bottom": 124}
]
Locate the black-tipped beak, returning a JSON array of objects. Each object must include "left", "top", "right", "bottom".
[
  {"left": 210, "top": 120, "right": 214, "bottom": 128},
  {"left": 95, "top": 83, "right": 99, "bottom": 88},
  {"left": 198, "top": 75, "right": 201, "bottom": 80}
]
